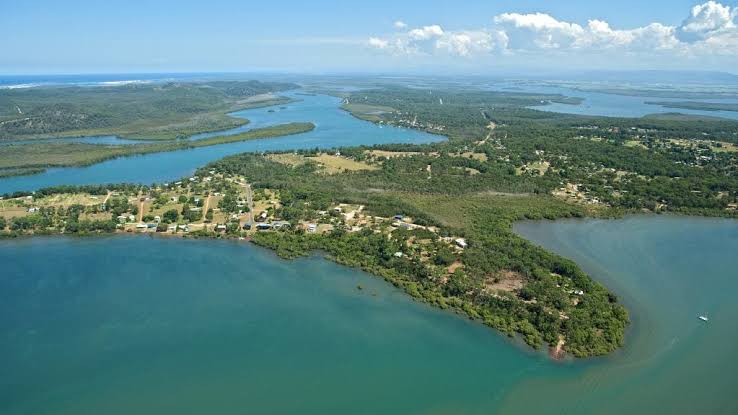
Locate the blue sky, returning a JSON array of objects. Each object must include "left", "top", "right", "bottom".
[{"left": 1, "top": 0, "right": 737, "bottom": 74}]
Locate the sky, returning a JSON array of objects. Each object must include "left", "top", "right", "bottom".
[{"left": 1, "top": 0, "right": 737, "bottom": 74}]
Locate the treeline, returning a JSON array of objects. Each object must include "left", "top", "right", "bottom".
[{"left": 0, "top": 80, "right": 298, "bottom": 140}]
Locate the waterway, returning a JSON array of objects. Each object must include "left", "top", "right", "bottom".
[
  {"left": 2, "top": 215, "right": 737, "bottom": 414},
  {"left": 0, "top": 92, "right": 442, "bottom": 194}
]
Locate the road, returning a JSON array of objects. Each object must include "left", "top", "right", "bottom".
[{"left": 243, "top": 181, "right": 254, "bottom": 226}]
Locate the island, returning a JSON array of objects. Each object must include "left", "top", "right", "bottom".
[{"left": 646, "top": 100, "right": 738, "bottom": 113}]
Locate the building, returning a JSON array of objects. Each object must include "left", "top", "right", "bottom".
[
  {"left": 455, "top": 238, "right": 468, "bottom": 248},
  {"left": 307, "top": 223, "right": 317, "bottom": 233}
]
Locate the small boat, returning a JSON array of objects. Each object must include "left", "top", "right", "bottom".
[{"left": 698, "top": 314, "right": 709, "bottom": 322}]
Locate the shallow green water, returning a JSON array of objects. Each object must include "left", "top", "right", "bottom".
[
  {"left": 1, "top": 215, "right": 737, "bottom": 414},
  {"left": 510, "top": 215, "right": 738, "bottom": 414}
]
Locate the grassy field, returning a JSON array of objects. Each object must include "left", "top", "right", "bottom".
[
  {"left": 341, "top": 103, "right": 396, "bottom": 122},
  {"left": 268, "top": 152, "right": 378, "bottom": 174}
]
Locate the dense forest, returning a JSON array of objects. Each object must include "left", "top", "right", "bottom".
[{"left": 0, "top": 80, "right": 297, "bottom": 140}]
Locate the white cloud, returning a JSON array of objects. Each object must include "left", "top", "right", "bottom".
[
  {"left": 677, "top": 1, "right": 737, "bottom": 42},
  {"left": 494, "top": 12, "right": 585, "bottom": 49},
  {"left": 408, "top": 25, "right": 444, "bottom": 40},
  {"left": 367, "top": 24, "right": 504, "bottom": 57},
  {"left": 368, "top": 37, "right": 389, "bottom": 49},
  {"left": 436, "top": 31, "right": 495, "bottom": 56},
  {"left": 394, "top": 20, "right": 408, "bottom": 29},
  {"left": 367, "top": 1, "right": 738, "bottom": 61}
]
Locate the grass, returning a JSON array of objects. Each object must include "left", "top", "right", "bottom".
[
  {"left": 341, "top": 103, "right": 396, "bottom": 122},
  {"left": 624, "top": 140, "right": 648, "bottom": 149},
  {"left": 309, "top": 154, "right": 378, "bottom": 174},
  {"left": 516, "top": 161, "right": 550, "bottom": 176},
  {"left": 367, "top": 150, "right": 424, "bottom": 158},
  {"left": 268, "top": 153, "right": 379, "bottom": 174},
  {"left": 266, "top": 153, "right": 308, "bottom": 167}
]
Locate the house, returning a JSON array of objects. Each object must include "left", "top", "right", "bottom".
[
  {"left": 128, "top": 214, "right": 136, "bottom": 222},
  {"left": 27, "top": 207, "right": 39, "bottom": 213},
  {"left": 154, "top": 216, "right": 161, "bottom": 222},
  {"left": 215, "top": 224, "right": 227, "bottom": 232},
  {"left": 454, "top": 238, "right": 468, "bottom": 248},
  {"left": 136, "top": 223, "right": 148, "bottom": 229},
  {"left": 307, "top": 223, "right": 317, "bottom": 233},
  {"left": 256, "top": 211, "right": 268, "bottom": 222}
]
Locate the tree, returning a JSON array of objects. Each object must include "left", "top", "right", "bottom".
[
  {"left": 162, "top": 209, "right": 179, "bottom": 223},
  {"left": 218, "top": 193, "right": 239, "bottom": 213}
]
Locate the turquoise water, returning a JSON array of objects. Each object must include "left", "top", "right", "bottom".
[
  {"left": 510, "top": 215, "right": 738, "bottom": 414},
  {"left": 2, "top": 215, "right": 737, "bottom": 414},
  {"left": 0, "top": 92, "right": 442, "bottom": 194}
]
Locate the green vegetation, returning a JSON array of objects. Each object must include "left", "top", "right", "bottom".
[
  {"left": 0, "top": 122, "right": 315, "bottom": 172},
  {"left": 645, "top": 101, "right": 738, "bottom": 113},
  {"left": 202, "top": 152, "right": 626, "bottom": 357},
  {"left": 0, "top": 80, "right": 297, "bottom": 140},
  {"left": 340, "top": 86, "right": 738, "bottom": 216}
]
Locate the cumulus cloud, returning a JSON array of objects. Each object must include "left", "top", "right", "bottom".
[
  {"left": 494, "top": 12, "right": 585, "bottom": 49},
  {"left": 677, "top": 0, "right": 737, "bottom": 41},
  {"left": 367, "top": 1, "right": 738, "bottom": 60},
  {"left": 394, "top": 20, "right": 408, "bottom": 29},
  {"left": 408, "top": 25, "right": 444, "bottom": 40}
]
